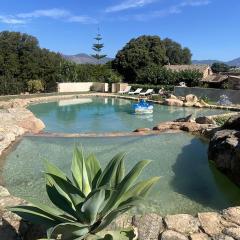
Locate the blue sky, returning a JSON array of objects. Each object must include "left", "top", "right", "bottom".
[{"left": 0, "top": 0, "right": 239, "bottom": 61}]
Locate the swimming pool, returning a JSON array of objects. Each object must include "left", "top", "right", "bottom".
[
  {"left": 3, "top": 133, "right": 240, "bottom": 216},
  {"left": 28, "top": 97, "right": 229, "bottom": 133}
]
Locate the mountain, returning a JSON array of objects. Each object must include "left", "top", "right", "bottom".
[
  {"left": 192, "top": 60, "right": 222, "bottom": 65},
  {"left": 63, "top": 53, "right": 113, "bottom": 64},
  {"left": 192, "top": 57, "right": 240, "bottom": 67},
  {"left": 227, "top": 57, "right": 240, "bottom": 67}
]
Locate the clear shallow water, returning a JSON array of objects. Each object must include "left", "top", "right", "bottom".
[
  {"left": 3, "top": 133, "right": 240, "bottom": 215},
  {"left": 28, "top": 97, "right": 229, "bottom": 133}
]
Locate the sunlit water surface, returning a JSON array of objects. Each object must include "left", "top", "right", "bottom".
[{"left": 28, "top": 97, "right": 229, "bottom": 133}]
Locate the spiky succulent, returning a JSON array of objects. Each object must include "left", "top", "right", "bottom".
[{"left": 10, "top": 147, "right": 159, "bottom": 240}]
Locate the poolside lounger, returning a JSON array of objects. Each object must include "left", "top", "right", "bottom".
[
  {"left": 139, "top": 89, "right": 154, "bottom": 96},
  {"left": 129, "top": 88, "right": 142, "bottom": 95},
  {"left": 118, "top": 86, "right": 131, "bottom": 94}
]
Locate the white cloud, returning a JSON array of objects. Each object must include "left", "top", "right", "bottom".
[
  {"left": 17, "top": 9, "right": 70, "bottom": 19},
  {"left": 106, "top": 0, "right": 157, "bottom": 13},
  {"left": 0, "top": 15, "right": 26, "bottom": 24},
  {"left": 132, "top": 0, "right": 211, "bottom": 21},
  {"left": 0, "top": 8, "right": 97, "bottom": 25},
  {"left": 68, "top": 15, "right": 98, "bottom": 24}
]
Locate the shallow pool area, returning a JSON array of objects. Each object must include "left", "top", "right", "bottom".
[
  {"left": 3, "top": 132, "right": 240, "bottom": 216},
  {"left": 28, "top": 97, "right": 229, "bottom": 133}
]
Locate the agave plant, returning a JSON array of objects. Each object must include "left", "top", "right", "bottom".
[{"left": 9, "top": 147, "right": 159, "bottom": 240}]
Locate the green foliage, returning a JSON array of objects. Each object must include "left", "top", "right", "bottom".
[
  {"left": 0, "top": 31, "right": 62, "bottom": 95},
  {"left": 27, "top": 80, "right": 45, "bottom": 93},
  {"left": 136, "top": 65, "right": 175, "bottom": 85},
  {"left": 10, "top": 147, "right": 159, "bottom": 240},
  {"left": 175, "top": 70, "right": 203, "bottom": 87},
  {"left": 211, "top": 62, "right": 230, "bottom": 73},
  {"left": 92, "top": 32, "right": 107, "bottom": 62},
  {"left": 112, "top": 35, "right": 192, "bottom": 82},
  {"left": 213, "top": 115, "right": 230, "bottom": 126}
]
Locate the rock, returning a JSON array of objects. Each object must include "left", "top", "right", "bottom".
[
  {"left": 169, "top": 94, "right": 178, "bottom": 100},
  {"left": 110, "top": 214, "right": 133, "bottom": 230},
  {"left": 180, "top": 122, "right": 202, "bottom": 132},
  {"left": 223, "top": 114, "right": 240, "bottom": 131},
  {"left": 185, "top": 94, "right": 199, "bottom": 103},
  {"left": 198, "top": 212, "right": 224, "bottom": 236},
  {"left": 174, "top": 114, "right": 194, "bottom": 123},
  {"left": 164, "top": 214, "right": 200, "bottom": 235},
  {"left": 184, "top": 102, "right": 195, "bottom": 107},
  {"left": 0, "top": 134, "right": 4, "bottom": 141},
  {"left": 195, "top": 116, "right": 216, "bottom": 125},
  {"left": 222, "top": 207, "right": 240, "bottom": 225},
  {"left": 161, "top": 230, "right": 188, "bottom": 240},
  {"left": 194, "top": 102, "right": 204, "bottom": 108},
  {"left": 163, "top": 99, "right": 184, "bottom": 107},
  {"left": 0, "top": 186, "right": 10, "bottom": 198},
  {"left": 153, "top": 122, "right": 182, "bottom": 131},
  {"left": 223, "top": 227, "right": 240, "bottom": 240},
  {"left": 208, "top": 130, "right": 240, "bottom": 186},
  {"left": 18, "top": 117, "right": 45, "bottom": 134},
  {"left": 190, "top": 233, "right": 210, "bottom": 240},
  {"left": 133, "top": 214, "right": 164, "bottom": 240},
  {"left": 213, "top": 234, "right": 235, "bottom": 240},
  {"left": 134, "top": 128, "right": 151, "bottom": 133}
]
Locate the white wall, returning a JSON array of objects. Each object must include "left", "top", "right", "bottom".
[{"left": 57, "top": 82, "right": 108, "bottom": 93}]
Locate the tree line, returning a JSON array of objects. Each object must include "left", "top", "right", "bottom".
[{"left": 0, "top": 31, "right": 200, "bottom": 95}]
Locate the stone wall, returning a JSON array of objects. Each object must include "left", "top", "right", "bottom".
[
  {"left": 174, "top": 87, "right": 240, "bottom": 104},
  {"left": 57, "top": 82, "right": 108, "bottom": 93}
]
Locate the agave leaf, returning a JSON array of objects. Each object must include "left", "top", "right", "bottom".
[
  {"left": 114, "top": 158, "right": 125, "bottom": 187},
  {"left": 120, "top": 177, "right": 160, "bottom": 203},
  {"left": 71, "top": 147, "right": 91, "bottom": 197},
  {"left": 9, "top": 205, "right": 63, "bottom": 228},
  {"left": 97, "top": 152, "right": 126, "bottom": 188},
  {"left": 47, "top": 222, "right": 89, "bottom": 240},
  {"left": 85, "top": 153, "right": 102, "bottom": 189},
  {"left": 81, "top": 189, "right": 105, "bottom": 225},
  {"left": 92, "top": 204, "right": 133, "bottom": 234},
  {"left": 46, "top": 184, "right": 79, "bottom": 220},
  {"left": 46, "top": 173, "right": 85, "bottom": 207},
  {"left": 43, "top": 159, "right": 68, "bottom": 181},
  {"left": 101, "top": 160, "right": 151, "bottom": 216}
]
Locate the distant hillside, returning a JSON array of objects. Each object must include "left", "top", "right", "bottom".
[
  {"left": 192, "top": 57, "right": 240, "bottom": 67},
  {"left": 192, "top": 60, "right": 222, "bottom": 65},
  {"left": 63, "top": 53, "right": 113, "bottom": 64}
]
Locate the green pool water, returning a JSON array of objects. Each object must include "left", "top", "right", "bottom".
[
  {"left": 28, "top": 97, "right": 229, "bottom": 133},
  {"left": 3, "top": 133, "right": 240, "bottom": 215}
]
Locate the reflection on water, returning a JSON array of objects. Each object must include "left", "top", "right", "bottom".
[
  {"left": 28, "top": 97, "right": 229, "bottom": 133},
  {"left": 3, "top": 133, "right": 240, "bottom": 215}
]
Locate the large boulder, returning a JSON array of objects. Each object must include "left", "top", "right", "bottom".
[
  {"left": 163, "top": 99, "right": 184, "bottom": 107},
  {"left": 195, "top": 116, "right": 216, "bottom": 125},
  {"left": 208, "top": 130, "right": 240, "bottom": 185},
  {"left": 185, "top": 94, "right": 198, "bottom": 103},
  {"left": 222, "top": 114, "right": 240, "bottom": 131}
]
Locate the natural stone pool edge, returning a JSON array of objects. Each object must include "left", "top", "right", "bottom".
[{"left": 1, "top": 93, "right": 240, "bottom": 239}]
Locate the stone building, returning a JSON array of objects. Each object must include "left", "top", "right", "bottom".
[{"left": 165, "top": 64, "right": 213, "bottom": 79}]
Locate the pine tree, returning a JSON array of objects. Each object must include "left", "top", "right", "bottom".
[{"left": 92, "top": 29, "right": 107, "bottom": 64}]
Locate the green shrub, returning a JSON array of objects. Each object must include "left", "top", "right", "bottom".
[
  {"left": 27, "top": 79, "right": 45, "bottom": 93},
  {"left": 10, "top": 147, "right": 159, "bottom": 240},
  {"left": 213, "top": 115, "right": 231, "bottom": 126}
]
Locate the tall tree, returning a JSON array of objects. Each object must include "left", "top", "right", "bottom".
[{"left": 91, "top": 29, "right": 107, "bottom": 64}]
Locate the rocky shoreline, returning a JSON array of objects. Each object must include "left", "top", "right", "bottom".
[{"left": 1, "top": 185, "right": 240, "bottom": 240}]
